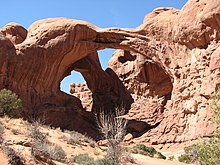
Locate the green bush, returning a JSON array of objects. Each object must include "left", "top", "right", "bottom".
[
  {"left": 132, "top": 144, "right": 166, "bottom": 159},
  {"left": 0, "top": 89, "right": 23, "bottom": 118},
  {"left": 179, "top": 140, "right": 220, "bottom": 165},
  {"left": 69, "top": 153, "right": 96, "bottom": 165},
  {"left": 210, "top": 89, "right": 220, "bottom": 124},
  {"left": 168, "top": 155, "right": 175, "bottom": 161},
  {"left": 178, "top": 154, "right": 193, "bottom": 164}
]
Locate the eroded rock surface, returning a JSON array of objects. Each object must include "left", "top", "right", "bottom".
[
  {"left": 70, "top": 83, "right": 93, "bottom": 111},
  {"left": 108, "top": 0, "right": 220, "bottom": 144},
  {"left": 0, "top": 0, "right": 219, "bottom": 143}
]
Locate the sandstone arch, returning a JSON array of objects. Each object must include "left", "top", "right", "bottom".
[{"left": 0, "top": 0, "right": 219, "bottom": 144}]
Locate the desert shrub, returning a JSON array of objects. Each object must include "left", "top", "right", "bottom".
[
  {"left": 133, "top": 144, "right": 156, "bottom": 157},
  {"left": 31, "top": 139, "right": 66, "bottom": 163},
  {"left": 67, "top": 131, "right": 83, "bottom": 145},
  {"left": 28, "top": 121, "right": 46, "bottom": 141},
  {"left": 197, "top": 138, "right": 220, "bottom": 165},
  {"left": 210, "top": 88, "right": 220, "bottom": 124},
  {"left": 66, "top": 130, "right": 96, "bottom": 147},
  {"left": 49, "top": 144, "right": 66, "bottom": 161},
  {"left": 29, "top": 121, "right": 66, "bottom": 163},
  {"left": 93, "top": 147, "right": 101, "bottom": 156},
  {"left": 69, "top": 153, "right": 96, "bottom": 165},
  {"left": 156, "top": 151, "right": 166, "bottom": 159},
  {"left": 178, "top": 154, "right": 193, "bottom": 164},
  {"left": 1, "top": 144, "right": 24, "bottom": 165},
  {"left": 178, "top": 136, "right": 220, "bottom": 164},
  {"left": 31, "top": 139, "right": 51, "bottom": 162},
  {"left": 179, "top": 140, "right": 220, "bottom": 165},
  {"left": 0, "top": 89, "right": 23, "bottom": 118},
  {"left": 96, "top": 157, "right": 114, "bottom": 165},
  {"left": 0, "top": 122, "right": 4, "bottom": 143},
  {"left": 132, "top": 144, "right": 166, "bottom": 159},
  {"left": 96, "top": 106, "right": 127, "bottom": 165},
  {"left": 97, "top": 153, "right": 135, "bottom": 165},
  {"left": 168, "top": 155, "right": 175, "bottom": 161}
]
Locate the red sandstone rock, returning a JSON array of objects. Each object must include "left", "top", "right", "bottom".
[
  {"left": 0, "top": 23, "right": 27, "bottom": 44},
  {"left": 108, "top": 0, "right": 220, "bottom": 144},
  {"left": 0, "top": 0, "right": 219, "bottom": 144},
  {"left": 70, "top": 83, "right": 93, "bottom": 111}
]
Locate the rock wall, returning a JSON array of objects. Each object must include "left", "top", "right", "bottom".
[
  {"left": 108, "top": 0, "right": 220, "bottom": 144},
  {"left": 0, "top": 0, "right": 219, "bottom": 144}
]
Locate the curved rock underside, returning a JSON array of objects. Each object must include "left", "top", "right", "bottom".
[{"left": 0, "top": 0, "right": 220, "bottom": 143}]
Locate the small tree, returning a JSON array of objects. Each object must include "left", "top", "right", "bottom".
[
  {"left": 96, "top": 107, "right": 127, "bottom": 165},
  {"left": 0, "top": 89, "right": 23, "bottom": 118}
]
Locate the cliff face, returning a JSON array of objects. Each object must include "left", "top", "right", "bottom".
[
  {"left": 0, "top": 0, "right": 219, "bottom": 143},
  {"left": 108, "top": 0, "right": 220, "bottom": 144}
]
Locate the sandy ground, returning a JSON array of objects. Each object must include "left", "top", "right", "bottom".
[
  {"left": 0, "top": 150, "right": 8, "bottom": 165},
  {"left": 0, "top": 117, "right": 191, "bottom": 165},
  {"left": 132, "top": 154, "right": 192, "bottom": 165}
]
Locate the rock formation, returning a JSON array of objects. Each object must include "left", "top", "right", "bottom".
[
  {"left": 70, "top": 83, "right": 93, "bottom": 111},
  {"left": 108, "top": 0, "right": 220, "bottom": 144},
  {"left": 0, "top": 0, "right": 219, "bottom": 144}
]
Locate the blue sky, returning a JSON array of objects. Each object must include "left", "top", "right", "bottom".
[{"left": 0, "top": 0, "right": 188, "bottom": 93}]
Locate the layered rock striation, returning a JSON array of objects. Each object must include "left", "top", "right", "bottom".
[{"left": 0, "top": 0, "right": 219, "bottom": 143}]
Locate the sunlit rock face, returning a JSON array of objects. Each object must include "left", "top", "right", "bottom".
[
  {"left": 0, "top": 0, "right": 219, "bottom": 143},
  {"left": 108, "top": 0, "right": 220, "bottom": 144}
]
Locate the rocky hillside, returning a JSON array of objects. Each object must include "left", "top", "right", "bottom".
[
  {"left": 0, "top": 0, "right": 219, "bottom": 146},
  {"left": 0, "top": 117, "right": 190, "bottom": 165}
]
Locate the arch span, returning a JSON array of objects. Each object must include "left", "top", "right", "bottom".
[{"left": 0, "top": 18, "right": 171, "bottom": 138}]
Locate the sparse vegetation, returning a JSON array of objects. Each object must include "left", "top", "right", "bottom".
[
  {"left": 49, "top": 144, "right": 66, "bottom": 161},
  {"left": 67, "top": 131, "right": 84, "bottom": 145},
  {"left": 0, "top": 122, "right": 4, "bottom": 143},
  {"left": 178, "top": 137, "right": 220, "bottom": 165},
  {"left": 0, "top": 89, "right": 23, "bottom": 118},
  {"left": 66, "top": 130, "right": 96, "bottom": 147},
  {"left": 93, "top": 147, "right": 101, "bottom": 156},
  {"left": 178, "top": 89, "right": 220, "bottom": 165},
  {"left": 1, "top": 144, "right": 24, "bottom": 165},
  {"left": 28, "top": 121, "right": 47, "bottom": 141},
  {"left": 178, "top": 151, "right": 194, "bottom": 164},
  {"left": 132, "top": 144, "right": 166, "bottom": 159},
  {"left": 31, "top": 140, "right": 66, "bottom": 162},
  {"left": 96, "top": 106, "right": 128, "bottom": 165},
  {"left": 168, "top": 155, "right": 175, "bottom": 161},
  {"left": 29, "top": 121, "right": 66, "bottom": 163},
  {"left": 69, "top": 153, "right": 96, "bottom": 165}
]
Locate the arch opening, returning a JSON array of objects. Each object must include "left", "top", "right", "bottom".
[
  {"left": 57, "top": 46, "right": 173, "bottom": 139},
  {"left": 110, "top": 50, "right": 174, "bottom": 138},
  {"left": 59, "top": 48, "right": 118, "bottom": 112}
]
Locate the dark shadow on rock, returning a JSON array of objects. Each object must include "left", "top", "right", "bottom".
[{"left": 127, "top": 119, "right": 160, "bottom": 138}]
